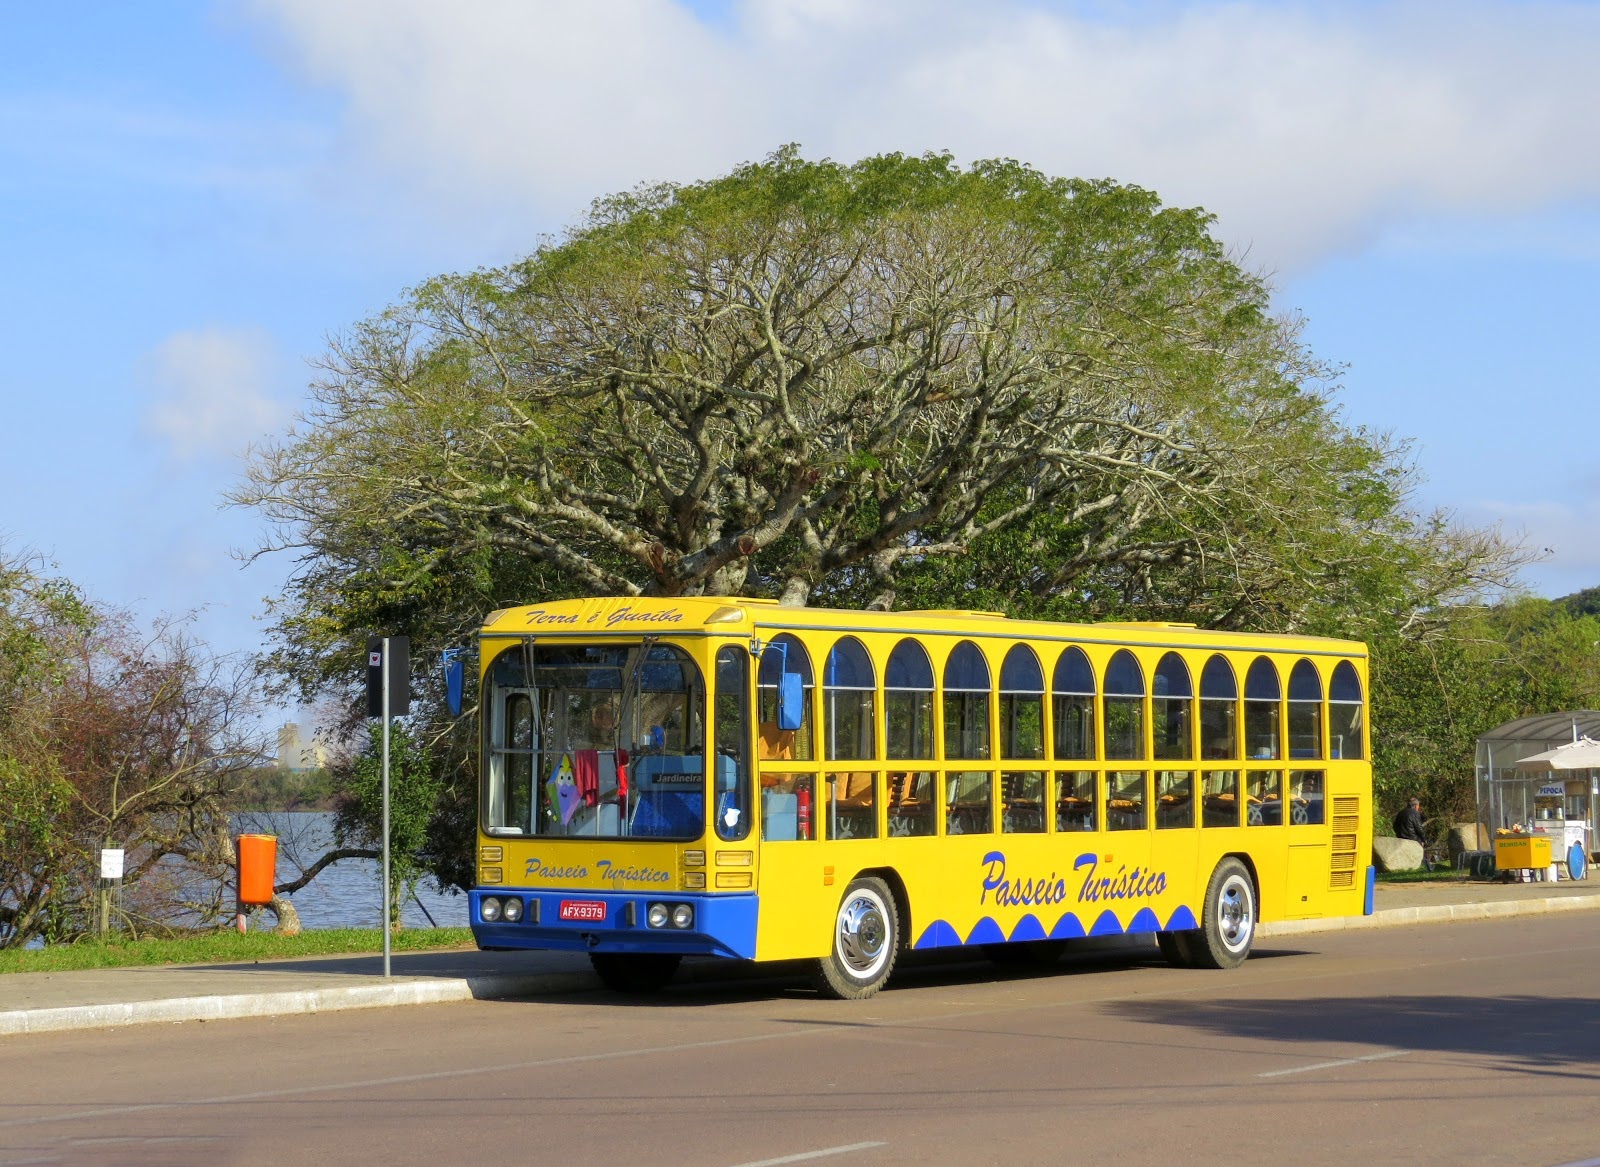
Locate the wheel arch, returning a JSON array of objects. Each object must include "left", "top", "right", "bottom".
[{"left": 853, "top": 866, "right": 911, "bottom": 949}]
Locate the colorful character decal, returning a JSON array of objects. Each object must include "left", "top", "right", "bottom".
[{"left": 546, "top": 753, "right": 581, "bottom": 825}]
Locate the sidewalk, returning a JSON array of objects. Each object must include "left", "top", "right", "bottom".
[{"left": 5, "top": 876, "right": 1598, "bottom": 1037}]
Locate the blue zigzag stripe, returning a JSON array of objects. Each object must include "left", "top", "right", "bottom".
[{"left": 912, "top": 905, "right": 1200, "bottom": 950}]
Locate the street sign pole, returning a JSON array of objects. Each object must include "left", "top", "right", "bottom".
[
  {"left": 381, "top": 643, "right": 392, "bottom": 978},
  {"left": 367, "top": 633, "right": 408, "bottom": 979}
]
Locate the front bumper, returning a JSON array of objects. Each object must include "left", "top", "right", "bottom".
[{"left": 469, "top": 889, "right": 758, "bottom": 959}]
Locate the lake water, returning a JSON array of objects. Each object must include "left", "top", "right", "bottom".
[{"left": 236, "top": 811, "right": 469, "bottom": 931}]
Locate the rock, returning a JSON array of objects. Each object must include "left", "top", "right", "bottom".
[
  {"left": 1372, "top": 835, "right": 1424, "bottom": 872},
  {"left": 1448, "top": 822, "right": 1488, "bottom": 863}
]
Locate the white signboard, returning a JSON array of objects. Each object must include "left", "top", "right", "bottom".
[
  {"left": 1538, "top": 784, "right": 1565, "bottom": 797},
  {"left": 100, "top": 848, "right": 125, "bottom": 880}
]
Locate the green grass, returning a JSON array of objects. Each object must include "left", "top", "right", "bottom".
[
  {"left": 0, "top": 927, "right": 476, "bottom": 975},
  {"left": 1375, "top": 868, "right": 1469, "bottom": 884}
]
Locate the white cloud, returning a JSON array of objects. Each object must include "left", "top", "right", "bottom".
[
  {"left": 250, "top": 0, "right": 1600, "bottom": 272},
  {"left": 1467, "top": 497, "right": 1600, "bottom": 599},
  {"left": 142, "top": 326, "right": 289, "bottom": 462}
]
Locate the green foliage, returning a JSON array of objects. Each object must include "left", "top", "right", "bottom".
[
  {"left": 1370, "top": 596, "right": 1600, "bottom": 826},
  {"left": 337, "top": 723, "right": 446, "bottom": 923},
  {"left": 233, "top": 148, "right": 1532, "bottom": 890},
  {"left": 1557, "top": 586, "right": 1600, "bottom": 619},
  {"left": 241, "top": 147, "right": 1407, "bottom": 651},
  {"left": 0, "top": 548, "right": 269, "bottom": 948},
  {"left": 229, "top": 767, "right": 339, "bottom": 811}
]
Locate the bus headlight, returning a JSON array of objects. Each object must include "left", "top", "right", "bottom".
[
  {"left": 646, "top": 901, "right": 695, "bottom": 929},
  {"left": 502, "top": 897, "right": 524, "bottom": 923},
  {"left": 480, "top": 897, "right": 502, "bottom": 923}
]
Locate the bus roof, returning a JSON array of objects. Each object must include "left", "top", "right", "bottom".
[{"left": 481, "top": 597, "right": 1367, "bottom": 659}]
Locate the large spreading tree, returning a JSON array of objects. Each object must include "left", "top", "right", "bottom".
[
  {"left": 236, "top": 149, "right": 1529, "bottom": 865},
  {"left": 239, "top": 147, "right": 1521, "bottom": 698}
]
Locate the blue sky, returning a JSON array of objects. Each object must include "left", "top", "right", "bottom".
[{"left": 3, "top": 1, "right": 1598, "bottom": 709}]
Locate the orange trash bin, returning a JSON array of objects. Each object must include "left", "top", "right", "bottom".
[{"left": 237, "top": 834, "right": 277, "bottom": 905}]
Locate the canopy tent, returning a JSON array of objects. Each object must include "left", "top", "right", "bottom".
[
  {"left": 1476, "top": 712, "right": 1600, "bottom": 846},
  {"left": 1512, "top": 736, "right": 1600, "bottom": 773}
]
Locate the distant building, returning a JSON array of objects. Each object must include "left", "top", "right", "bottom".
[{"left": 276, "top": 722, "right": 328, "bottom": 772}]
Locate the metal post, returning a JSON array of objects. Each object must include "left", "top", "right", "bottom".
[{"left": 382, "top": 641, "right": 392, "bottom": 978}]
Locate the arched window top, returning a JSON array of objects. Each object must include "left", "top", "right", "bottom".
[
  {"left": 758, "top": 633, "right": 813, "bottom": 685},
  {"left": 999, "top": 645, "right": 1044, "bottom": 694},
  {"left": 823, "top": 637, "right": 874, "bottom": 690},
  {"left": 1200, "top": 655, "right": 1237, "bottom": 699},
  {"left": 1288, "top": 659, "right": 1322, "bottom": 702},
  {"left": 1329, "top": 660, "right": 1364, "bottom": 703},
  {"left": 1245, "top": 657, "right": 1280, "bottom": 701},
  {"left": 1053, "top": 646, "right": 1095, "bottom": 695},
  {"left": 1152, "top": 652, "right": 1192, "bottom": 698},
  {"left": 1104, "top": 649, "right": 1145, "bottom": 697},
  {"left": 943, "top": 641, "right": 990, "bottom": 692},
  {"left": 885, "top": 638, "right": 934, "bottom": 690}
]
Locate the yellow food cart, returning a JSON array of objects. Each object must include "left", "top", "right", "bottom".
[{"left": 1494, "top": 832, "right": 1552, "bottom": 879}]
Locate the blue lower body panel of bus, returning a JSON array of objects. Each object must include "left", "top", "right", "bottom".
[{"left": 470, "top": 889, "right": 758, "bottom": 960}]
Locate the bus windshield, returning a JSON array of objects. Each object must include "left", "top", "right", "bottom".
[{"left": 483, "top": 640, "right": 707, "bottom": 839}]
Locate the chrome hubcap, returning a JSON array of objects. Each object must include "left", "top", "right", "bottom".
[
  {"left": 837, "top": 894, "right": 887, "bottom": 974},
  {"left": 1218, "top": 875, "right": 1253, "bottom": 952}
]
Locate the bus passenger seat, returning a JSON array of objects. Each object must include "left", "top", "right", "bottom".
[
  {"left": 758, "top": 722, "right": 796, "bottom": 761},
  {"left": 763, "top": 791, "right": 798, "bottom": 841}
]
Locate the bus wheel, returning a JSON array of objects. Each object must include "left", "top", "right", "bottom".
[
  {"left": 814, "top": 877, "right": 898, "bottom": 999},
  {"left": 589, "top": 952, "right": 682, "bottom": 993},
  {"left": 1191, "top": 858, "right": 1256, "bottom": 969},
  {"left": 1156, "top": 930, "right": 1198, "bottom": 968}
]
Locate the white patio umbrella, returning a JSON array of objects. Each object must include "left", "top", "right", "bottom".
[{"left": 1513, "top": 737, "right": 1600, "bottom": 772}]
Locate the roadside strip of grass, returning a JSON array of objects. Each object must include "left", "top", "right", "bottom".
[
  {"left": 0, "top": 928, "right": 476, "bottom": 975},
  {"left": 1374, "top": 867, "right": 1476, "bottom": 884}
]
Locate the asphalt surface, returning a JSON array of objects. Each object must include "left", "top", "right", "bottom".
[{"left": 5, "top": 873, "right": 1599, "bottom": 1037}]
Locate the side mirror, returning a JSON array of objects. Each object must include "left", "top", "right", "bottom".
[
  {"left": 777, "top": 672, "right": 804, "bottom": 731},
  {"left": 443, "top": 649, "right": 465, "bottom": 717}
]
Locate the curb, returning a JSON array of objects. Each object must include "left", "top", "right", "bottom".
[
  {"left": 0, "top": 971, "right": 598, "bottom": 1037},
  {"left": 1260, "top": 892, "right": 1600, "bottom": 937}
]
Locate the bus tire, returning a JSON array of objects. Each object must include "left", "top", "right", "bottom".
[
  {"left": 813, "top": 877, "right": 898, "bottom": 999},
  {"left": 1190, "top": 858, "right": 1256, "bottom": 969},
  {"left": 589, "top": 952, "right": 682, "bottom": 993},
  {"left": 1156, "top": 930, "right": 1198, "bottom": 967}
]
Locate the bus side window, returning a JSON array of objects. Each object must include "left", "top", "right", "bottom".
[
  {"left": 1202, "top": 770, "right": 1239, "bottom": 827},
  {"left": 1247, "top": 770, "right": 1283, "bottom": 825},
  {"left": 888, "top": 771, "right": 936, "bottom": 836},
  {"left": 715, "top": 646, "right": 752, "bottom": 841},
  {"left": 1155, "top": 770, "right": 1194, "bottom": 828},
  {"left": 1108, "top": 771, "right": 1146, "bottom": 830},
  {"left": 1056, "top": 770, "right": 1096, "bottom": 832},
  {"left": 761, "top": 774, "right": 813, "bottom": 841},
  {"left": 1289, "top": 770, "right": 1324, "bottom": 825},
  {"left": 947, "top": 772, "right": 994, "bottom": 835}
]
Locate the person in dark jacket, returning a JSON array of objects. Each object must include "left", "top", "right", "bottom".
[{"left": 1393, "top": 796, "right": 1429, "bottom": 868}]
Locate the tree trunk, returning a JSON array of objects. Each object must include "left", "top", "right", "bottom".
[{"left": 265, "top": 893, "right": 301, "bottom": 936}]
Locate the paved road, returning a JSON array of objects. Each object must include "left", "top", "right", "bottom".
[
  {"left": 3, "top": 876, "right": 1599, "bottom": 1036},
  {"left": 4, "top": 908, "right": 1600, "bottom": 1167}
]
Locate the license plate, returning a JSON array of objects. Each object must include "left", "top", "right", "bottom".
[{"left": 558, "top": 899, "right": 607, "bottom": 922}]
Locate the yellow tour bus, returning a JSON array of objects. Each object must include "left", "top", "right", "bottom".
[{"left": 469, "top": 597, "right": 1372, "bottom": 998}]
